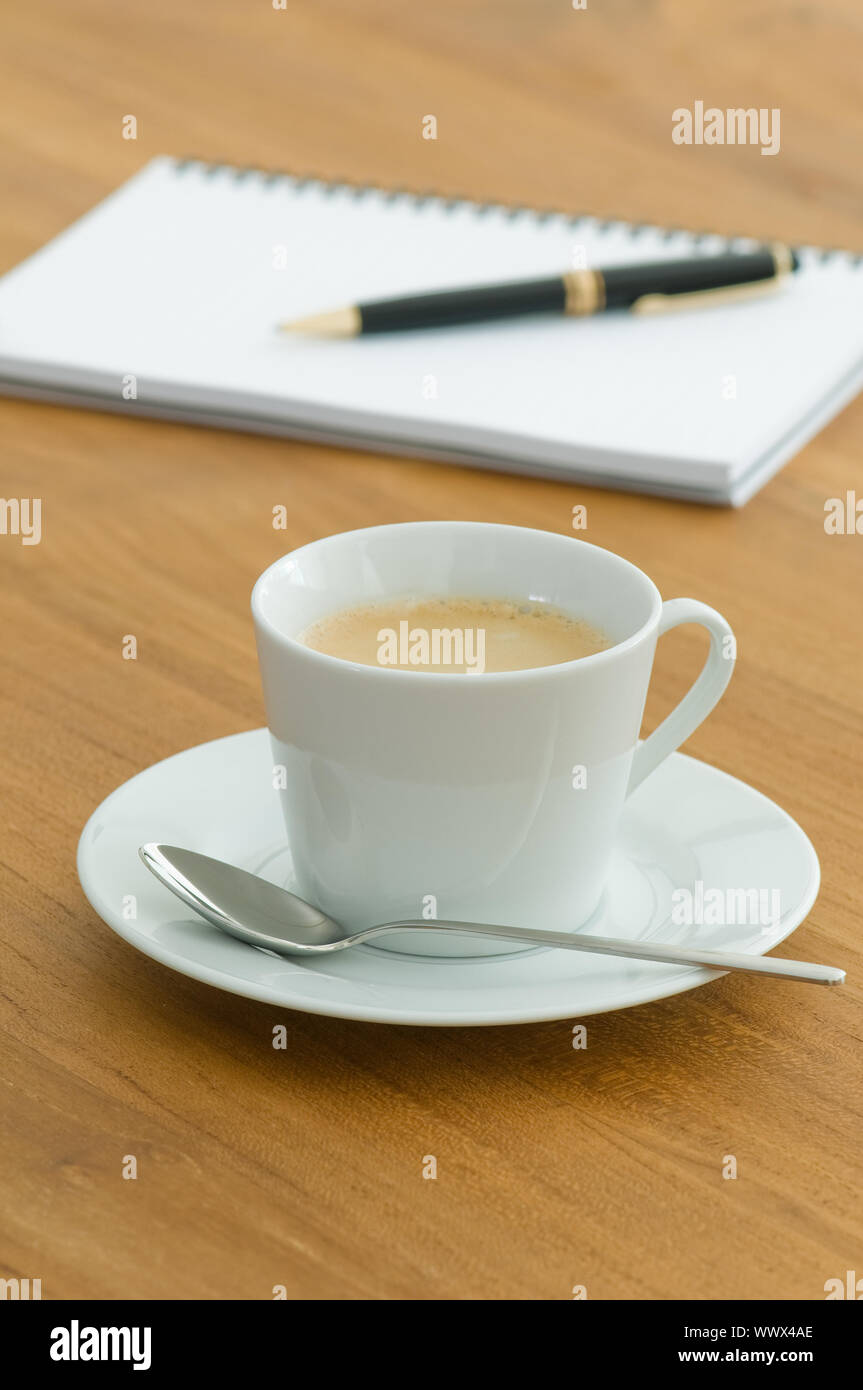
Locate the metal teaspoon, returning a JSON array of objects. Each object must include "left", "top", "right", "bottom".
[{"left": 139, "top": 844, "right": 845, "bottom": 986}]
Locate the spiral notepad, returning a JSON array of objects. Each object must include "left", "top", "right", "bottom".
[{"left": 1, "top": 156, "right": 863, "bottom": 504}]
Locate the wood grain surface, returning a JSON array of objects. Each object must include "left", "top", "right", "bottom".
[{"left": 1, "top": 0, "right": 861, "bottom": 1301}]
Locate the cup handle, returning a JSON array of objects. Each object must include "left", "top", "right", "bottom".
[{"left": 626, "top": 598, "right": 735, "bottom": 797}]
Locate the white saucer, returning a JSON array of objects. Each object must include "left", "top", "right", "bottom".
[{"left": 77, "top": 729, "right": 820, "bottom": 1027}]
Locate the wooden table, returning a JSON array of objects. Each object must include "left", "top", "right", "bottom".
[{"left": 2, "top": 0, "right": 861, "bottom": 1301}]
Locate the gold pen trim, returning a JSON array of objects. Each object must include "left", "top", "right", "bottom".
[
  {"left": 632, "top": 279, "right": 783, "bottom": 316},
  {"left": 562, "top": 269, "right": 606, "bottom": 316}
]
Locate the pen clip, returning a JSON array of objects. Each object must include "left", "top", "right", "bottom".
[{"left": 631, "top": 278, "right": 784, "bottom": 316}]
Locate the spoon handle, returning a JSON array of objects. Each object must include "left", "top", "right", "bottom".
[{"left": 375, "top": 921, "right": 844, "bottom": 985}]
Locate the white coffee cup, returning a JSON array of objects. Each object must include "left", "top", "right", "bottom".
[{"left": 252, "top": 522, "right": 734, "bottom": 957}]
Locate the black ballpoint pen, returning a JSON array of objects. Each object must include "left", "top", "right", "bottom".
[{"left": 279, "top": 243, "right": 799, "bottom": 337}]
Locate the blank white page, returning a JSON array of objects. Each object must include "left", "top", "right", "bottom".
[{"left": 1, "top": 156, "right": 862, "bottom": 500}]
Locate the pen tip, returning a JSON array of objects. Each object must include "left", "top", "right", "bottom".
[{"left": 278, "top": 306, "right": 361, "bottom": 338}]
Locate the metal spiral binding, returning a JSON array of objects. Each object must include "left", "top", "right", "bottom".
[{"left": 170, "top": 157, "right": 863, "bottom": 265}]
